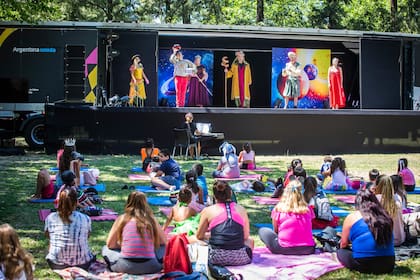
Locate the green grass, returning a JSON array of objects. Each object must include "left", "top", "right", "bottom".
[{"left": 0, "top": 151, "right": 419, "bottom": 279}]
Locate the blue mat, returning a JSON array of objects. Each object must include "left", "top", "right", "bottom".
[
  {"left": 80, "top": 183, "right": 106, "bottom": 192},
  {"left": 323, "top": 189, "right": 357, "bottom": 195},
  {"left": 147, "top": 196, "right": 174, "bottom": 206},
  {"left": 49, "top": 167, "right": 90, "bottom": 172},
  {"left": 131, "top": 167, "right": 144, "bottom": 173},
  {"left": 28, "top": 198, "right": 55, "bottom": 203},
  {"left": 330, "top": 206, "right": 350, "bottom": 217},
  {"left": 135, "top": 186, "right": 171, "bottom": 193},
  {"left": 407, "top": 187, "right": 420, "bottom": 194},
  {"left": 253, "top": 223, "right": 342, "bottom": 234}
]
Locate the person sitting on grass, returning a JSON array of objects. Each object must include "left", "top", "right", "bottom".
[
  {"left": 283, "top": 158, "right": 302, "bottom": 187},
  {"left": 391, "top": 174, "right": 408, "bottom": 212},
  {"left": 259, "top": 180, "right": 315, "bottom": 255},
  {"left": 140, "top": 138, "right": 160, "bottom": 173},
  {"left": 54, "top": 170, "right": 94, "bottom": 209},
  {"left": 163, "top": 188, "right": 200, "bottom": 236},
  {"left": 102, "top": 191, "right": 166, "bottom": 275},
  {"left": 338, "top": 189, "right": 395, "bottom": 274},
  {"left": 366, "top": 168, "right": 380, "bottom": 193},
  {"left": 324, "top": 157, "right": 350, "bottom": 191},
  {"left": 193, "top": 163, "right": 209, "bottom": 203},
  {"left": 150, "top": 149, "right": 182, "bottom": 191},
  {"left": 45, "top": 188, "right": 95, "bottom": 270},
  {"left": 212, "top": 142, "right": 240, "bottom": 179},
  {"left": 303, "top": 176, "right": 339, "bottom": 229},
  {"left": 195, "top": 180, "right": 254, "bottom": 266},
  {"left": 29, "top": 168, "right": 56, "bottom": 200},
  {"left": 183, "top": 170, "right": 205, "bottom": 213},
  {"left": 238, "top": 142, "right": 256, "bottom": 170},
  {"left": 397, "top": 158, "right": 416, "bottom": 192},
  {"left": 316, "top": 155, "right": 332, "bottom": 182},
  {"left": 0, "top": 223, "right": 34, "bottom": 280}
]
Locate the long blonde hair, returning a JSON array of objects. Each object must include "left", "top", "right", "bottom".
[
  {"left": 0, "top": 224, "right": 33, "bottom": 280},
  {"left": 117, "top": 191, "right": 161, "bottom": 249},
  {"left": 375, "top": 174, "right": 399, "bottom": 218},
  {"left": 275, "top": 180, "right": 309, "bottom": 214}
]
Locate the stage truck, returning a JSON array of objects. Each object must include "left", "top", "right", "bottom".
[{"left": 0, "top": 22, "right": 419, "bottom": 153}]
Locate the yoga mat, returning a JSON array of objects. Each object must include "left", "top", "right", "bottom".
[
  {"left": 39, "top": 208, "right": 118, "bottom": 222},
  {"left": 216, "top": 174, "right": 261, "bottom": 181},
  {"left": 28, "top": 198, "right": 55, "bottom": 203},
  {"left": 242, "top": 167, "right": 272, "bottom": 172},
  {"left": 334, "top": 195, "right": 356, "bottom": 205},
  {"left": 80, "top": 183, "right": 106, "bottom": 192},
  {"left": 227, "top": 247, "right": 343, "bottom": 279},
  {"left": 252, "top": 196, "right": 280, "bottom": 205},
  {"left": 147, "top": 196, "right": 174, "bottom": 206},
  {"left": 407, "top": 187, "right": 420, "bottom": 194},
  {"left": 135, "top": 185, "right": 171, "bottom": 193},
  {"left": 323, "top": 189, "right": 357, "bottom": 195},
  {"left": 49, "top": 167, "right": 90, "bottom": 172},
  {"left": 128, "top": 174, "right": 151, "bottom": 181},
  {"left": 330, "top": 205, "right": 350, "bottom": 217},
  {"left": 131, "top": 166, "right": 144, "bottom": 173},
  {"left": 253, "top": 223, "right": 342, "bottom": 234}
]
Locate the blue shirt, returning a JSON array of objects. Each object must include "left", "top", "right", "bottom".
[
  {"left": 159, "top": 158, "right": 181, "bottom": 180},
  {"left": 197, "top": 175, "right": 208, "bottom": 202},
  {"left": 350, "top": 218, "right": 394, "bottom": 259}
]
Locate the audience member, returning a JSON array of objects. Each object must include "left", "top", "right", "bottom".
[
  {"left": 195, "top": 181, "right": 254, "bottom": 266},
  {"left": 238, "top": 142, "right": 256, "bottom": 170},
  {"left": 140, "top": 138, "right": 160, "bottom": 173},
  {"left": 338, "top": 189, "right": 395, "bottom": 274},
  {"left": 303, "top": 176, "right": 339, "bottom": 229},
  {"left": 375, "top": 174, "right": 405, "bottom": 246},
  {"left": 193, "top": 163, "right": 208, "bottom": 203},
  {"left": 163, "top": 188, "right": 200, "bottom": 236},
  {"left": 391, "top": 174, "right": 408, "bottom": 211},
  {"left": 102, "top": 191, "right": 166, "bottom": 274},
  {"left": 183, "top": 170, "right": 205, "bottom": 213},
  {"left": 324, "top": 157, "right": 350, "bottom": 191},
  {"left": 30, "top": 169, "right": 56, "bottom": 200},
  {"left": 397, "top": 158, "right": 416, "bottom": 192},
  {"left": 366, "top": 168, "right": 380, "bottom": 193},
  {"left": 284, "top": 158, "right": 302, "bottom": 186},
  {"left": 150, "top": 149, "right": 182, "bottom": 191},
  {"left": 0, "top": 223, "right": 34, "bottom": 280},
  {"left": 259, "top": 180, "right": 315, "bottom": 255},
  {"left": 212, "top": 142, "right": 240, "bottom": 179},
  {"left": 316, "top": 155, "right": 332, "bottom": 182},
  {"left": 45, "top": 188, "right": 95, "bottom": 270},
  {"left": 54, "top": 170, "right": 94, "bottom": 209}
]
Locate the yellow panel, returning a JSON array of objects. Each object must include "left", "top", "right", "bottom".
[
  {"left": 85, "top": 91, "right": 96, "bottom": 103},
  {"left": 0, "top": 28, "right": 18, "bottom": 47},
  {"left": 88, "top": 65, "right": 98, "bottom": 89}
]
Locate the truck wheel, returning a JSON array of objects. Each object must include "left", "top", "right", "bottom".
[{"left": 24, "top": 118, "right": 45, "bottom": 149}]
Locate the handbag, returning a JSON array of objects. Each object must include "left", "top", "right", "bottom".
[{"left": 208, "top": 263, "right": 242, "bottom": 280}]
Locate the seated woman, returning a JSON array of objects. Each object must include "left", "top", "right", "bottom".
[
  {"left": 238, "top": 142, "right": 256, "bottom": 170},
  {"left": 338, "top": 189, "right": 395, "bottom": 274},
  {"left": 0, "top": 223, "right": 34, "bottom": 280},
  {"left": 163, "top": 188, "right": 200, "bottom": 236},
  {"left": 45, "top": 188, "right": 95, "bottom": 270},
  {"left": 102, "top": 191, "right": 166, "bottom": 275},
  {"left": 195, "top": 181, "right": 254, "bottom": 266},
  {"left": 375, "top": 174, "right": 405, "bottom": 246},
  {"left": 212, "top": 142, "right": 240, "bottom": 179},
  {"left": 259, "top": 180, "right": 315, "bottom": 255},
  {"left": 303, "top": 176, "right": 339, "bottom": 229},
  {"left": 140, "top": 138, "right": 160, "bottom": 173},
  {"left": 324, "top": 157, "right": 350, "bottom": 191}
]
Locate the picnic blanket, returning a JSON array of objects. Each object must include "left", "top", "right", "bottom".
[
  {"left": 135, "top": 186, "right": 171, "bottom": 193},
  {"left": 242, "top": 167, "right": 272, "bottom": 172},
  {"left": 216, "top": 174, "right": 261, "bottom": 181},
  {"left": 54, "top": 260, "right": 161, "bottom": 280},
  {"left": 322, "top": 189, "right": 357, "bottom": 195},
  {"left": 28, "top": 198, "right": 55, "bottom": 203},
  {"left": 253, "top": 223, "right": 343, "bottom": 234},
  {"left": 252, "top": 196, "right": 280, "bottom": 205},
  {"left": 227, "top": 247, "right": 343, "bottom": 279},
  {"left": 80, "top": 183, "right": 106, "bottom": 192},
  {"left": 147, "top": 196, "right": 174, "bottom": 206},
  {"left": 334, "top": 195, "right": 356, "bottom": 205},
  {"left": 128, "top": 174, "right": 151, "bottom": 181},
  {"left": 38, "top": 209, "right": 118, "bottom": 222}
]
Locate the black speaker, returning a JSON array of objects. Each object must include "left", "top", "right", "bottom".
[
  {"left": 65, "top": 85, "right": 85, "bottom": 101},
  {"left": 64, "top": 45, "right": 86, "bottom": 102}
]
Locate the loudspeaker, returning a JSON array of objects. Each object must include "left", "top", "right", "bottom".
[
  {"left": 64, "top": 45, "right": 86, "bottom": 102},
  {"left": 65, "top": 85, "right": 85, "bottom": 101}
]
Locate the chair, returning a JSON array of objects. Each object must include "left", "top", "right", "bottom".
[{"left": 172, "top": 128, "right": 198, "bottom": 160}]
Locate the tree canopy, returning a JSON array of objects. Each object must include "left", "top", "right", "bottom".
[{"left": 0, "top": 0, "right": 418, "bottom": 33}]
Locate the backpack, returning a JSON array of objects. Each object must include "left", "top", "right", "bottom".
[
  {"left": 314, "top": 191, "right": 334, "bottom": 221},
  {"left": 164, "top": 233, "right": 192, "bottom": 274}
]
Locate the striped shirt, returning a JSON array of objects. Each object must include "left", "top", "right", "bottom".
[
  {"left": 121, "top": 220, "right": 155, "bottom": 258},
  {"left": 45, "top": 211, "right": 94, "bottom": 266}
]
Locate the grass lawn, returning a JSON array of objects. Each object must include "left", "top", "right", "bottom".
[{"left": 0, "top": 150, "right": 419, "bottom": 279}]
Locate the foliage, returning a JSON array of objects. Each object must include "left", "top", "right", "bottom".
[{"left": 0, "top": 0, "right": 61, "bottom": 22}]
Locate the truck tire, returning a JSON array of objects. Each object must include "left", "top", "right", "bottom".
[{"left": 24, "top": 118, "right": 45, "bottom": 149}]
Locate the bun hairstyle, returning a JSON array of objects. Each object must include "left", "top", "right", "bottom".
[
  {"left": 213, "top": 180, "right": 232, "bottom": 203},
  {"left": 398, "top": 158, "right": 408, "bottom": 172},
  {"left": 243, "top": 142, "right": 251, "bottom": 153},
  {"left": 178, "top": 188, "right": 193, "bottom": 204}
]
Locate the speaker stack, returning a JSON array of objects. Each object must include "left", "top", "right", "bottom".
[{"left": 64, "top": 45, "right": 86, "bottom": 102}]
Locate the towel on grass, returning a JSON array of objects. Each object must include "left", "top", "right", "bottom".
[
  {"left": 252, "top": 196, "right": 280, "bottom": 205},
  {"left": 38, "top": 209, "right": 118, "bottom": 222},
  {"left": 54, "top": 260, "right": 161, "bottom": 280},
  {"left": 227, "top": 247, "right": 343, "bottom": 280},
  {"left": 147, "top": 196, "right": 174, "bottom": 206},
  {"left": 135, "top": 186, "right": 170, "bottom": 193},
  {"left": 128, "top": 174, "right": 151, "bottom": 181},
  {"left": 131, "top": 166, "right": 144, "bottom": 173},
  {"left": 28, "top": 198, "right": 55, "bottom": 203},
  {"left": 334, "top": 195, "right": 355, "bottom": 205},
  {"left": 322, "top": 189, "right": 357, "bottom": 195},
  {"left": 216, "top": 174, "right": 261, "bottom": 181},
  {"left": 242, "top": 167, "right": 272, "bottom": 172}
]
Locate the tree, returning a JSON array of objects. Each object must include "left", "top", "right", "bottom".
[
  {"left": 0, "top": 0, "right": 61, "bottom": 22},
  {"left": 257, "top": 0, "right": 264, "bottom": 23}
]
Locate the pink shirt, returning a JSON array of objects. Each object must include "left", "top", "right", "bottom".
[
  {"left": 121, "top": 220, "right": 155, "bottom": 258},
  {"left": 271, "top": 207, "right": 315, "bottom": 248},
  {"left": 399, "top": 168, "right": 415, "bottom": 186}
]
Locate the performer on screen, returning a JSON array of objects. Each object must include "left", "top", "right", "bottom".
[
  {"left": 187, "top": 55, "right": 210, "bottom": 107},
  {"left": 328, "top": 57, "right": 346, "bottom": 109},
  {"left": 282, "top": 51, "right": 301, "bottom": 109},
  {"left": 169, "top": 44, "right": 196, "bottom": 107},
  {"left": 225, "top": 50, "right": 252, "bottom": 108},
  {"left": 128, "top": 54, "right": 149, "bottom": 107}
]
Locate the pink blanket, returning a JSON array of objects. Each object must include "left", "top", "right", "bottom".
[
  {"left": 334, "top": 195, "right": 355, "bottom": 204},
  {"left": 252, "top": 196, "right": 280, "bottom": 205},
  {"left": 228, "top": 247, "right": 343, "bottom": 280},
  {"left": 128, "top": 174, "right": 151, "bottom": 181},
  {"left": 216, "top": 174, "right": 261, "bottom": 181},
  {"left": 39, "top": 209, "right": 118, "bottom": 222},
  {"left": 243, "top": 167, "right": 272, "bottom": 172}
]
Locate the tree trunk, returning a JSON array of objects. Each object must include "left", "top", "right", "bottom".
[
  {"left": 165, "top": 0, "right": 172, "bottom": 23},
  {"left": 390, "top": 0, "right": 398, "bottom": 31},
  {"left": 256, "top": 0, "right": 264, "bottom": 23},
  {"left": 107, "top": 0, "right": 113, "bottom": 21}
]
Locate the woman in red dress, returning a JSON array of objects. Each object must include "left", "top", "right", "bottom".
[{"left": 328, "top": 57, "right": 346, "bottom": 109}]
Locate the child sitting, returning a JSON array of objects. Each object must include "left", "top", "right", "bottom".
[
  {"left": 324, "top": 157, "right": 350, "bottom": 191},
  {"left": 397, "top": 158, "right": 416, "bottom": 192},
  {"left": 366, "top": 168, "right": 380, "bottom": 192},
  {"left": 163, "top": 188, "right": 200, "bottom": 236},
  {"left": 193, "top": 163, "right": 208, "bottom": 204},
  {"left": 212, "top": 142, "right": 240, "bottom": 179},
  {"left": 54, "top": 170, "right": 95, "bottom": 209},
  {"left": 184, "top": 170, "right": 205, "bottom": 213},
  {"left": 316, "top": 156, "right": 332, "bottom": 182},
  {"left": 284, "top": 158, "right": 302, "bottom": 187},
  {"left": 238, "top": 142, "right": 256, "bottom": 170}
]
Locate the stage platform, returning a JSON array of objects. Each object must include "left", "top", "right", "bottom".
[{"left": 45, "top": 104, "right": 420, "bottom": 155}]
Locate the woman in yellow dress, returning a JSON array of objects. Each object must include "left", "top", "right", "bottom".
[{"left": 129, "top": 54, "right": 149, "bottom": 107}]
